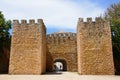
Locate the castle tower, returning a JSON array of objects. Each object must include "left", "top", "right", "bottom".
[
  {"left": 9, "top": 19, "right": 46, "bottom": 74},
  {"left": 77, "top": 17, "right": 114, "bottom": 75}
]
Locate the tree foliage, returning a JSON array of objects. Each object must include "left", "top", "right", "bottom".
[
  {"left": 0, "top": 11, "right": 11, "bottom": 56},
  {"left": 105, "top": 3, "right": 120, "bottom": 60}
]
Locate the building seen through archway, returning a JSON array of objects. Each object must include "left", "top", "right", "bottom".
[{"left": 53, "top": 59, "right": 67, "bottom": 72}]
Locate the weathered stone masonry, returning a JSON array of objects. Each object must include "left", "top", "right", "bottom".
[
  {"left": 77, "top": 18, "right": 114, "bottom": 75},
  {"left": 9, "top": 19, "right": 46, "bottom": 74}
]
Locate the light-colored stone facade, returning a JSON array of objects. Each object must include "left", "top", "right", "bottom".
[
  {"left": 9, "top": 19, "right": 46, "bottom": 74},
  {"left": 77, "top": 18, "right": 114, "bottom": 75}
]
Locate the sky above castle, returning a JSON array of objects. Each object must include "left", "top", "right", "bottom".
[{"left": 0, "top": 0, "right": 119, "bottom": 34}]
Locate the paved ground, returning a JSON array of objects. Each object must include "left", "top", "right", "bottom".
[{"left": 0, "top": 72, "right": 120, "bottom": 80}]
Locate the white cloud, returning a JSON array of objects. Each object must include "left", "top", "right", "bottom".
[{"left": 0, "top": 0, "right": 105, "bottom": 30}]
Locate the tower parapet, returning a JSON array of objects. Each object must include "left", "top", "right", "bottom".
[
  {"left": 77, "top": 17, "right": 114, "bottom": 75},
  {"left": 13, "top": 19, "right": 46, "bottom": 28}
]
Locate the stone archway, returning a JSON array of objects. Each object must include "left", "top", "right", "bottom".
[{"left": 54, "top": 59, "right": 67, "bottom": 71}]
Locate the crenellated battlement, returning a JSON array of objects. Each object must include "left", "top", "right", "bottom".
[
  {"left": 78, "top": 17, "right": 108, "bottom": 23},
  {"left": 13, "top": 19, "right": 45, "bottom": 27},
  {"left": 77, "top": 17, "right": 110, "bottom": 36},
  {"left": 77, "top": 17, "right": 109, "bottom": 29},
  {"left": 12, "top": 19, "right": 46, "bottom": 33},
  {"left": 47, "top": 32, "right": 76, "bottom": 44},
  {"left": 47, "top": 32, "right": 76, "bottom": 37}
]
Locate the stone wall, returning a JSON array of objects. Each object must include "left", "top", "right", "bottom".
[
  {"left": 9, "top": 19, "right": 46, "bottom": 74},
  {"left": 77, "top": 17, "right": 115, "bottom": 75},
  {"left": 46, "top": 32, "right": 77, "bottom": 72}
]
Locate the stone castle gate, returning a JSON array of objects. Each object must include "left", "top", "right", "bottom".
[{"left": 9, "top": 18, "right": 115, "bottom": 75}]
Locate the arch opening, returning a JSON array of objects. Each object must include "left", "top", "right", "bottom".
[{"left": 53, "top": 59, "right": 67, "bottom": 71}]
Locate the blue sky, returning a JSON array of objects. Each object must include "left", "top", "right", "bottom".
[{"left": 0, "top": 0, "right": 120, "bottom": 34}]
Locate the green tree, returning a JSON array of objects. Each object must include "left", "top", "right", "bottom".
[
  {"left": 0, "top": 11, "right": 11, "bottom": 56},
  {"left": 105, "top": 2, "right": 120, "bottom": 74},
  {"left": 105, "top": 3, "right": 120, "bottom": 60}
]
